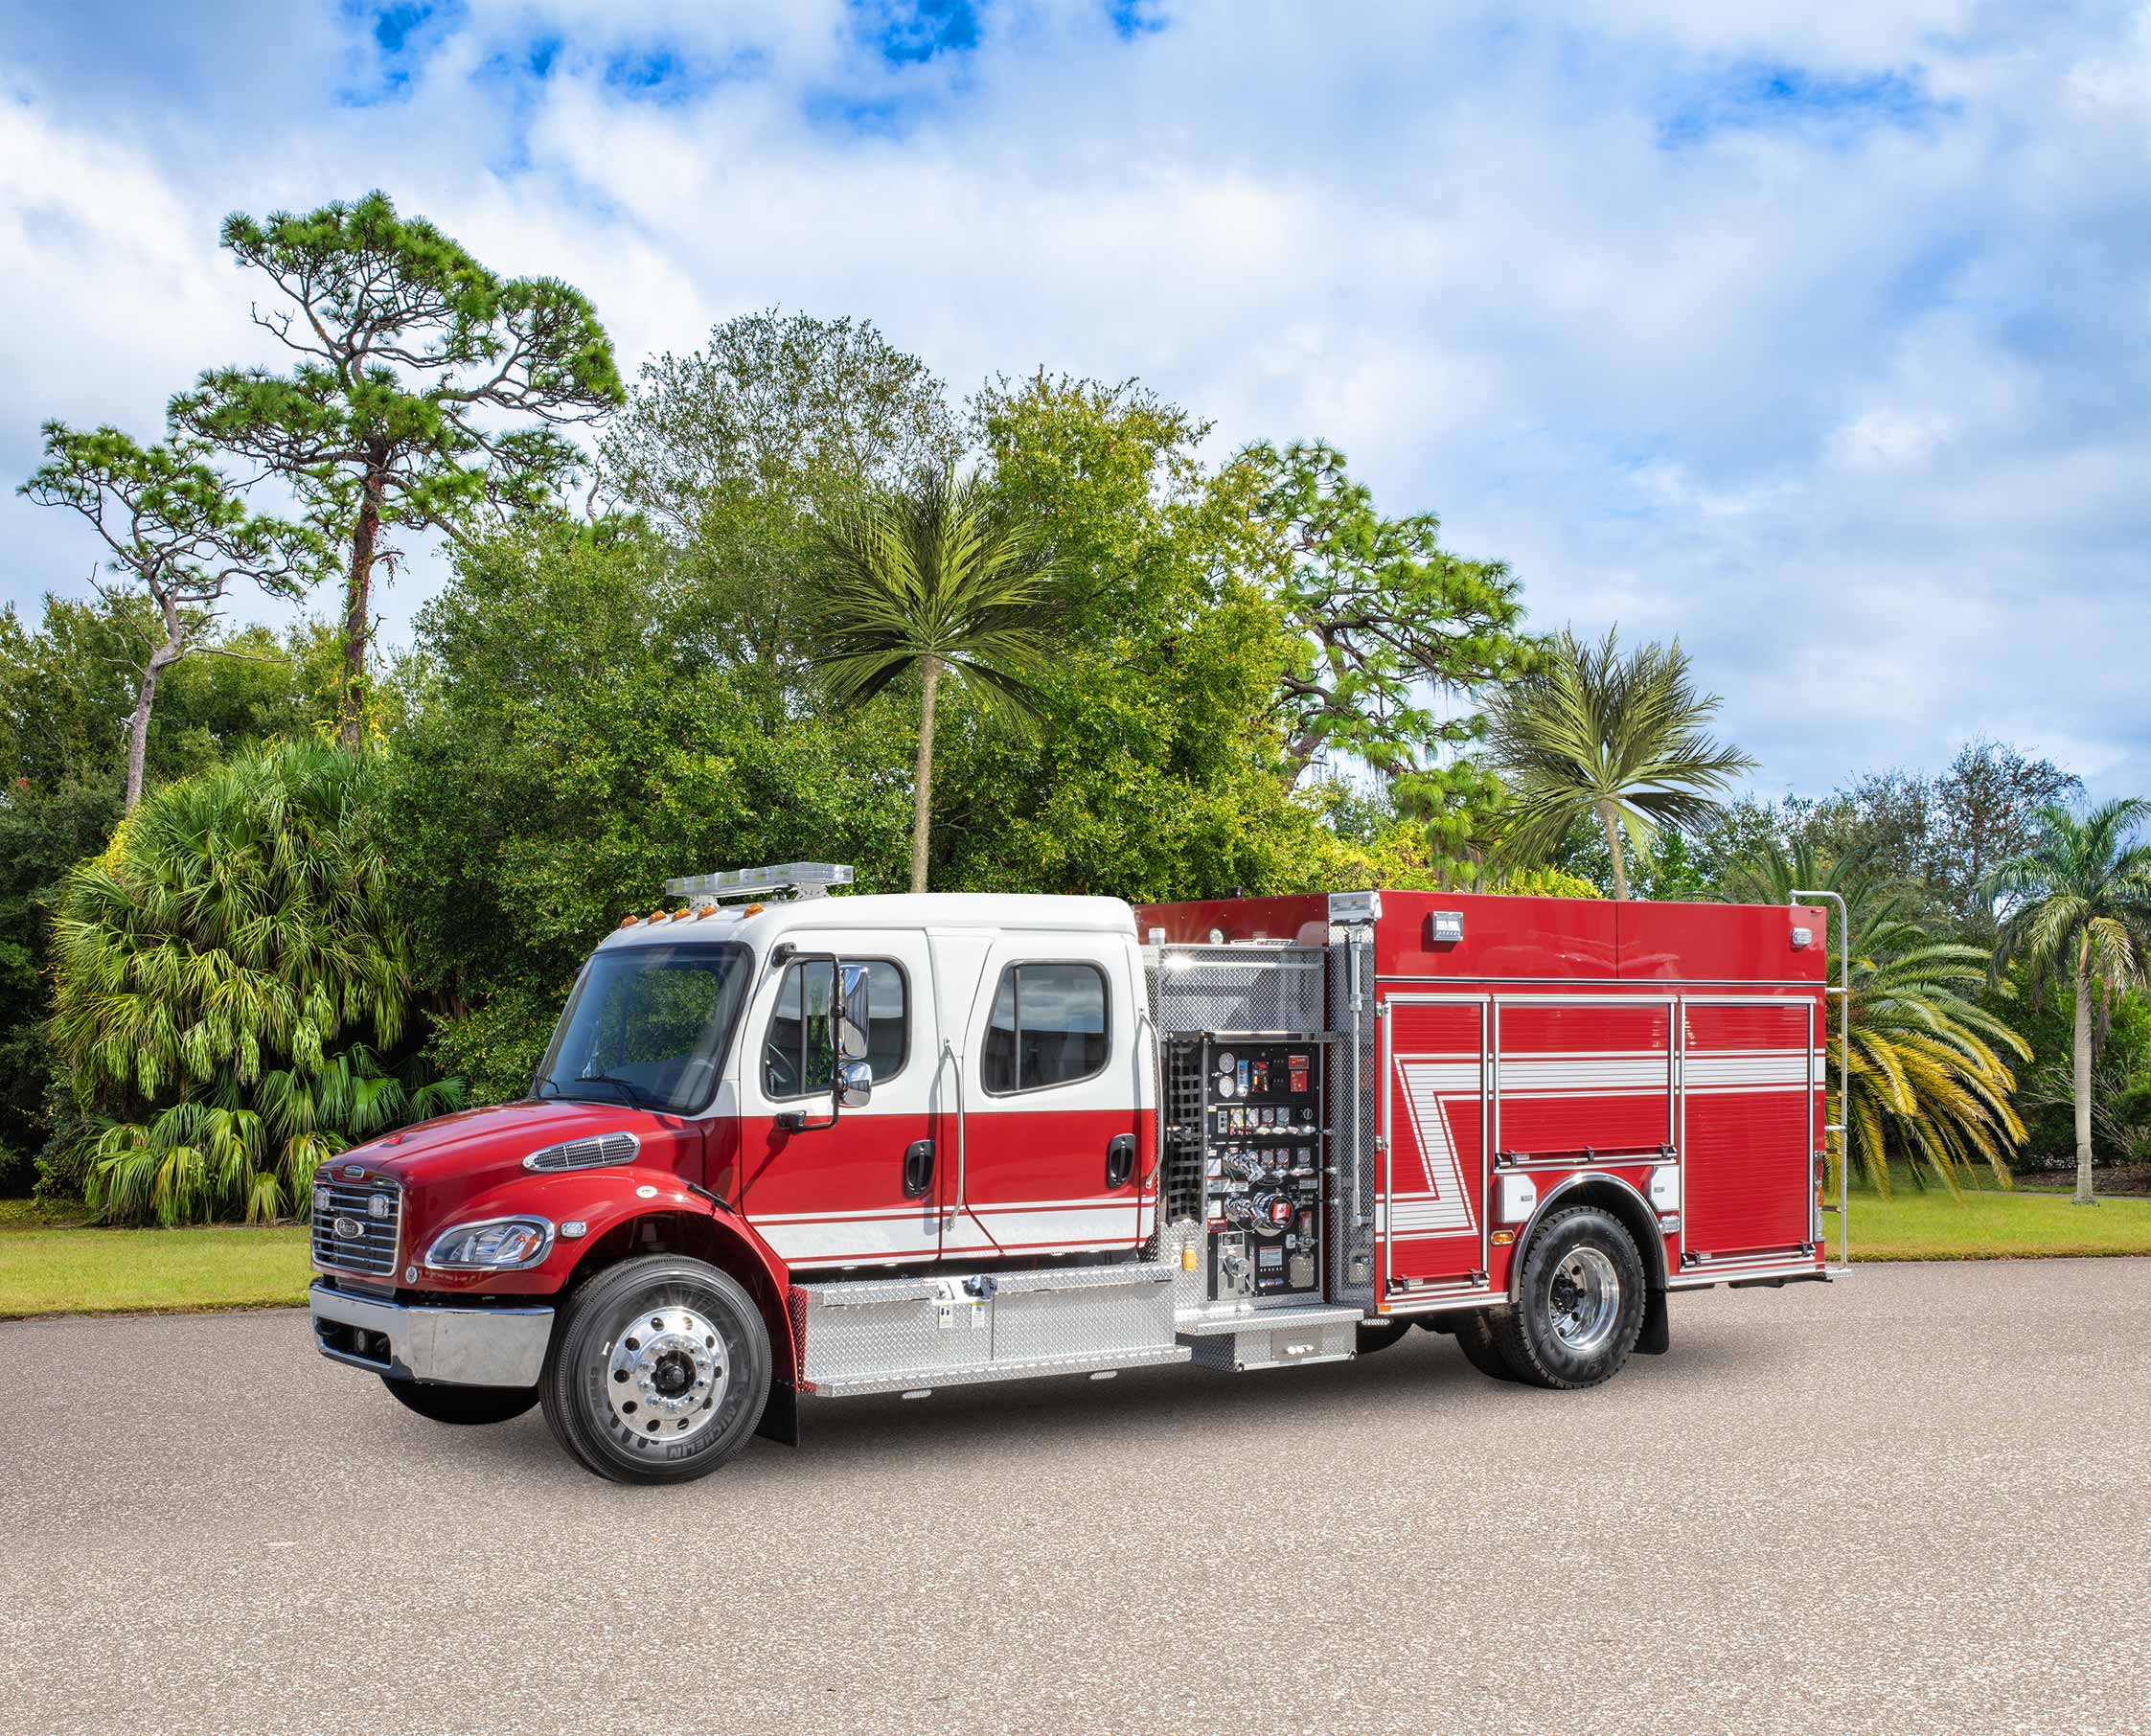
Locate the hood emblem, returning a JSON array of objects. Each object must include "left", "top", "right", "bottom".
[
  {"left": 342, "top": 1163, "right": 366, "bottom": 1180},
  {"left": 332, "top": 1216, "right": 366, "bottom": 1241}
]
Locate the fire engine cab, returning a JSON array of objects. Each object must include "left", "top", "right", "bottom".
[{"left": 309, "top": 864, "right": 1846, "bottom": 1484}]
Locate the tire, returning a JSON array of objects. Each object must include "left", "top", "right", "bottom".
[
  {"left": 380, "top": 1377, "right": 538, "bottom": 1426},
  {"left": 540, "top": 1255, "right": 771, "bottom": 1485},
  {"left": 1492, "top": 1205, "right": 1647, "bottom": 1390},
  {"left": 1356, "top": 1319, "right": 1413, "bottom": 1356},
  {"left": 1451, "top": 1307, "right": 1525, "bottom": 1382}
]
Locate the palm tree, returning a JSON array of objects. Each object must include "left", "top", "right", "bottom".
[
  {"left": 1730, "top": 840, "right": 2028, "bottom": 1195},
  {"left": 1486, "top": 627, "right": 1754, "bottom": 899},
  {"left": 808, "top": 467, "right": 1065, "bottom": 893},
  {"left": 1985, "top": 800, "right": 2151, "bottom": 1204}
]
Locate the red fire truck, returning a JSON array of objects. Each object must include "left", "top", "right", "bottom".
[{"left": 308, "top": 864, "right": 1846, "bottom": 1484}]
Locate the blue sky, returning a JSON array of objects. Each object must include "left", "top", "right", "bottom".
[{"left": 3, "top": 0, "right": 2148, "bottom": 801}]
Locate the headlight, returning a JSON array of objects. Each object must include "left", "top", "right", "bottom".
[{"left": 424, "top": 1217, "right": 555, "bottom": 1270}]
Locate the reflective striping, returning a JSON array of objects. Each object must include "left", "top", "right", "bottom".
[{"left": 1391, "top": 1060, "right": 1478, "bottom": 1235}]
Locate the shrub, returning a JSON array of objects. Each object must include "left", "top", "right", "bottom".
[{"left": 48, "top": 741, "right": 460, "bottom": 1223}]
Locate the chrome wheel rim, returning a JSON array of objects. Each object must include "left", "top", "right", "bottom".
[
  {"left": 606, "top": 1304, "right": 728, "bottom": 1445},
  {"left": 1547, "top": 1246, "right": 1620, "bottom": 1354}
]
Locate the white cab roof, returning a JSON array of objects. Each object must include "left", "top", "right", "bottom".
[{"left": 599, "top": 892, "right": 1137, "bottom": 951}]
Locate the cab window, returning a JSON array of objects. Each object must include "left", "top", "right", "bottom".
[
  {"left": 761, "top": 958, "right": 907, "bottom": 1100},
  {"left": 980, "top": 962, "right": 1109, "bottom": 1094}
]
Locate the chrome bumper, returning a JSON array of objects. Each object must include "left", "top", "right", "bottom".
[{"left": 309, "top": 1279, "right": 554, "bottom": 1389}]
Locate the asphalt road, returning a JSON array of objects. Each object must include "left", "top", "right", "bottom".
[{"left": 4, "top": 1261, "right": 2148, "bottom": 1736}]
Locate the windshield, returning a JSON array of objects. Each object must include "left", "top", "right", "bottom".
[{"left": 533, "top": 943, "right": 750, "bottom": 1114}]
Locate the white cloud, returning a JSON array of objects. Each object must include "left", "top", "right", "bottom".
[{"left": 1, "top": 0, "right": 2148, "bottom": 807}]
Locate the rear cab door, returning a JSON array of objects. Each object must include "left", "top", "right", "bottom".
[{"left": 947, "top": 928, "right": 1148, "bottom": 1259}]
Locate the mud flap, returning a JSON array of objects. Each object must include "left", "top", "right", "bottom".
[
  {"left": 756, "top": 1381, "right": 800, "bottom": 1447},
  {"left": 1636, "top": 1288, "right": 1670, "bottom": 1356}
]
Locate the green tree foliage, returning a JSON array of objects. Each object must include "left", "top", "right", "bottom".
[
  {"left": 1486, "top": 627, "right": 1755, "bottom": 899},
  {"left": 1, "top": 598, "right": 340, "bottom": 1192},
  {"left": 19, "top": 423, "right": 320, "bottom": 809},
  {"left": 171, "top": 190, "right": 625, "bottom": 749},
  {"left": 1729, "top": 842, "right": 2028, "bottom": 1195},
  {"left": 1987, "top": 801, "right": 2151, "bottom": 1204},
  {"left": 809, "top": 466, "right": 1068, "bottom": 892},
  {"left": 945, "top": 374, "right": 1345, "bottom": 899},
  {"left": 1236, "top": 441, "right": 1535, "bottom": 876},
  {"left": 1773, "top": 742, "right": 2080, "bottom": 934},
  {"left": 386, "top": 521, "right": 918, "bottom": 1103},
  {"left": 47, "top": 741, "right": 457, "bottom": 1222},
  {"left": 599, "top": 310, "right": 957, "bottom": 704}
]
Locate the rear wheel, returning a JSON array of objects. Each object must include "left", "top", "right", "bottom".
[
  {"left": 1450, "top": 1308, "right": 1524, "bottom": 1382},
  {"left": 1493, "top": 1206, "right": 1646, "bottom": 1390},
  {"left": 540, "top": 1255, "right": 770, "bottom": 1485},
  {"left": 380, "top": 1378, "right": 538, "bottom": 1427}
]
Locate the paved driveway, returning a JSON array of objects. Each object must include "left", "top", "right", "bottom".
[{"left": 3, "top": 1260, "right": 2147, "bottom": 1736}]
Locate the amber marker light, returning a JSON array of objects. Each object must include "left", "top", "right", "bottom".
[
  {"left": 617, "top": 916, "right": 636, "bottom": 928},
  {"left": 1491, "top": 1229, "right": 1517, "bottom": 1246},
  {"left": 743, "top": 902, "right": 765, "bottom": 916}
]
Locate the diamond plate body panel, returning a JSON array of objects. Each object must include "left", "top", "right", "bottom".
[
  {"left": 1154, "top": 945, "right": 1326, "bottom": 1037},
  {"left": 795, "top": 1262, "right": 1179, "bottom": 1395}
]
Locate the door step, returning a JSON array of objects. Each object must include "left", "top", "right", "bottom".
[
  {"left": 1174, "top": 1303, "right": 1364, "bottom": 1336},
  {"left": 1178, "top": 1303, "right": 1362, "bottom": 1373}
]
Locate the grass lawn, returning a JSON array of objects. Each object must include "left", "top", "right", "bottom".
[
  {"left": 0, "top": 1203, "right": 309, "bottom": 1318},
  {"left": 1840, "top": 1182, "right": 2151, "bottom": 1261}
]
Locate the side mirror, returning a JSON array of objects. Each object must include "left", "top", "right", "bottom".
[
  {"left": 836, "top": 1057, "right": 873, "bottom": 1109},
  {"left": 836, "top": 963, "right": 871, "bottom": 1062}
]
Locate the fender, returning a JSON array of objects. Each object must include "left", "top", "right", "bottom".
[
  {"left": 1504, "top": 1170, "right": 1667, "bottom": 1301},
  {"left": 415, "top": 1165, "right": 798, "bottom": 1376}
]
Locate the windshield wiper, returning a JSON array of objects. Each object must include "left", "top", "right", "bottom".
[{"left": 537, "top": 1074, "right": 656, "bottom": 1109}]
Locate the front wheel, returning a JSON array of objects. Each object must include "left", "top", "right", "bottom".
[
  {"left": 540, "top": 1255, "right": 771, "bottom": 1485},
  {"left": 1492, "top": 1206, "right": 1646, "bottom": 1389},
  {"left": 380, "top": 1377, "right": 538, "bottom": 1426}
]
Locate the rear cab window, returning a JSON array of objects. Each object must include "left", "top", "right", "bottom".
[{"left": 980, "top": 961, "right": 1109, "bottom": 1094}]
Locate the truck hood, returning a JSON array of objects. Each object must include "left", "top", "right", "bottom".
[{"left": 339, "top": 1098, "right": 688, "bottom": 1188}]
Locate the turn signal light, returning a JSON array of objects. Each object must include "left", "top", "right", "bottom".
[{"left": 1491, "top": 1229, "right": 1516, "bottom": 1246}]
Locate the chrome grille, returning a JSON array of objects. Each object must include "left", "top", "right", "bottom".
[
  {"left": 311, "top": 1174, "right": 403, "bottom": 1278},
  {"left": 522, "top": 1131, "right": 639, "bottom": 1173}
]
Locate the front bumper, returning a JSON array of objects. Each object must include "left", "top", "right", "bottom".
[{"left": 309, "top": 1280, "right": 555, "bottom": 1389}]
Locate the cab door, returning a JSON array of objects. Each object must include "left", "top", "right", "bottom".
[
  {"left": 944, "top": 932, "right": 1147, "bottom": 1259},
  {"left": 739, "top": 929, "right": 944, "bottom": 1271}
]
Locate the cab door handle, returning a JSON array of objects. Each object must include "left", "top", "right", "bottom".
[
  {"left": 1105, "top": 1133, "right": 1136, "bottom": 1190},
  {"left": 903, "top": 1139, "right": 936, "bottom": 1199}
]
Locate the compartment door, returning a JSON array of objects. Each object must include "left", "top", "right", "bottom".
[
  {"left": 1494, "top": 995, "right": 1675, "bottom": 1164},
  {"left": 1379, "top": 995, "right": 1489, "bottom": 1292},
  {"left": 1680, "top": 997, "right": 1815, "bottom": 1261}
]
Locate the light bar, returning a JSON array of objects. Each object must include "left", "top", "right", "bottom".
[{"left": 662, "top": 862, "right": 855, "bottom": 902}]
